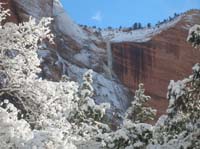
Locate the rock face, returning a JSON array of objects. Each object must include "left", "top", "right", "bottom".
[{"left": 111, "top": 10, "right": 200, "bottom": 117}]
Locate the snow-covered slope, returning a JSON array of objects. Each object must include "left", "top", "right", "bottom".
[
  {"left": 101, "top": 15, "right": 182, "bottom": 42},
  {"left": 67, "top": 64, "right": 131, "bottom": 112},
  {"left": 53, "top": 0, "right": 89, "bottom": 44}
]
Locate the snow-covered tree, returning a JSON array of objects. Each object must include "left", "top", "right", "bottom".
[
  {"left": 125, "top": 83, "right": 157, "bottom": 123},
  {"left": 0, "top": 4, "right": 78, "bottom": 148},
  {"left": 71, "top": 70, "right": 110, "bottom": 123},
  {"left": 149, "top": 64, "right": 200, "bottom": 148},
  {"left": 101, "top": 119, "right": 153, "bottom": 149},
  {"left": 100, "top": 84, "right": 156, "bottom": 149},
  {"left": 0, "top": 100, "right": 76, "bottom": 149},
  {"left": 0, "top": 5, "right": 109, "bottom": 146},
  {"left": 0, "top": 1, "right": 52, "bottom": 119},
  {"left": 187, "top": 24, "right": 200, "bottom": 48},
  {"left": 0, "top": 3, "right": 10, "bottom": 24},
  {"left": 67, "top": 70, "right": 111, "bottom": 145},
  {"left": 0, "top": 100, "right": 33, "bottom": 148}
]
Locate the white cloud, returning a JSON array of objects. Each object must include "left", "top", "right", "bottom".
[{"left": 91, "top": 11, "right": 102, "bottom": 22}]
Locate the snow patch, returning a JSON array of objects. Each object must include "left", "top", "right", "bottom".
[
  {"left": 13, "top": 0, "right": 52, "bottom": 19},
  {"left": 74, "top": 50, "right": 91, "bottom": 66},
  {"left": 67, "top": 64, "right": 131, "bottom": 112},
  {"left": 37, "top": 49, "right": 50, "bottom": 58},
  {"left": 185, "top": 13, "right": 199, "bottom": 23}
]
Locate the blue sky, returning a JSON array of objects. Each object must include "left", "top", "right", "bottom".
[{"left": 61, "top": 0, "right": 200, "bottom": 28}]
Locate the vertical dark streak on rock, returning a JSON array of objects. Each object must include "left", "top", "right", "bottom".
[
  {"left": 10, "top": 0, "right": 22, "bottom": 23},
  {"left": 132, "top": 48, "right": 144, "bottom": 84},
  {"left": 112, "top": 42, "right": 154, "bottom": 89}
]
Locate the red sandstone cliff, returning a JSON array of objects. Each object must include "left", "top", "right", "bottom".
[{"left": 111, "top": 10, "right": 200, "bottom": 117}]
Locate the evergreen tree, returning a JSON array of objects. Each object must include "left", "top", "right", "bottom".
[
  {"left": 125, "top": 83, "right": 157, "bottom": 123},
  {"left": 138, "top": 23, "right": 142, "bottom": 29},
  {"left": 107, "top": 26, "right": 112, "bottom": 30},
  {"left": 163, "top": 19, "right": 167, "bottom": 23},
  {"left": 169, "top": 16, "right": 173, "bottom": 21},
  {"left": 133, "top": 22, "right": 138, "bottom": 30},
  {"left": 101, "top": 84, "right": 156, "bottom": 149},
  {"left": 174, "top": 13, "right": 178, "bottom": 17},
  {"left": 70, "top": 70, "right": 110, "bottom": 123},
  {"left": 149, "top": 64, "right": 200, "bottom": 148},
  {"left": 147, "top": 23, "right": 151, "bottom": 28}
]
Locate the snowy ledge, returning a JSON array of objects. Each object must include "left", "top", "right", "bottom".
[{"left": 101, "top": 15, "right": 182, "bottom": 43}]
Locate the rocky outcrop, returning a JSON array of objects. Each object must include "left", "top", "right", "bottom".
[{"left": 111, "top": 10, "right": 200, "bottom": 117}]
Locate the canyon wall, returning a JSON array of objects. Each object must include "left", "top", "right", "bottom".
[{"left": 111, "top": 10, "right": 200, "bottom": 116}]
